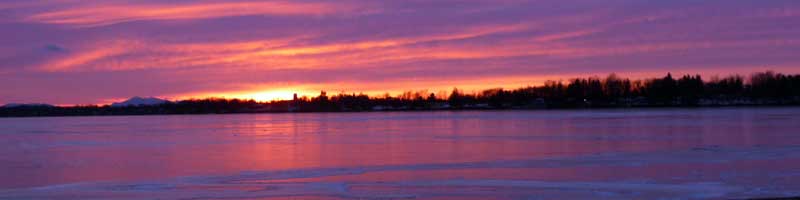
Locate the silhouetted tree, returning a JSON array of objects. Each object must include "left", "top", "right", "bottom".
[
  {"left": 448, "top": 88, "right": 465, "bottom": 108},
  {"left": 677, "top": 75, "right": 704, "bottom": 105}
]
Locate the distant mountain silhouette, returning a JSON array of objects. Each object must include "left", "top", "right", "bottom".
[
  {"left": 1, "top": 103, "right": 55, "bottom": 108},
  {"left": 111, "top": 97, "right": 170, "bottom": 107}
]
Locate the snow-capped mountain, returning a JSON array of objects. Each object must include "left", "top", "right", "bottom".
[{"left": 111, "top": 97, "right": 170, "bottom": 107}]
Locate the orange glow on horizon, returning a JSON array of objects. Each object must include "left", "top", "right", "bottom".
[
  {"left": 172, "top": 87, "right": 318, "bottom": 103},
  {"left": 117, "top": 69, "right": 775, "bottom": 105},
  {"left": 156, "top": 75, "right": 562, "bottom": 104}
]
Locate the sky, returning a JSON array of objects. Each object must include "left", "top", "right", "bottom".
[{"left": 1, "top": 0, "right": 799, "bottom": 105}]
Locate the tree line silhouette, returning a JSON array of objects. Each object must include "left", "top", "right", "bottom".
[{"left": 2, "top": 71, "right": 799, "bottom": 117}]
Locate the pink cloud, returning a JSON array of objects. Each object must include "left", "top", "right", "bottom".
[{"left": 23, "top": 1, "right": 370, "bottom": 27}]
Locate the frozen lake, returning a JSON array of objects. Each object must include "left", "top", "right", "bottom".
[{"left": 2, "top": 108, "right": 800, "bottom": 199}]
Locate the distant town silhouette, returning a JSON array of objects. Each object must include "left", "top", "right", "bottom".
[{"left": 2, "top": 71, "right": 799, "bottom": 117}]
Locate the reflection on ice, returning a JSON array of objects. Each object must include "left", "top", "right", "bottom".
[
  {"left": 2, "top": 108, "right": 800, "bottom": 199},
  {"left": 3, "top": 145, "right": 800, "bottom": 199}
]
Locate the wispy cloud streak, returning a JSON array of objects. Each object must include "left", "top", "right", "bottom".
[{"left": 23, "top": 1, "right": 367, "bottom": 27}]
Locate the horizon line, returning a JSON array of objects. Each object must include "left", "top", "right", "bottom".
[{"left": 3, "top": 70, "right": 795, "bottom": 107}]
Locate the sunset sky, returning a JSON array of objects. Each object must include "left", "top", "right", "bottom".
[{"left": 1, "top": 0, "right": 799, "bottom": 105}]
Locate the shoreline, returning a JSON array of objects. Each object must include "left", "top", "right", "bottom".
[{"left": 2, "top": 104, "right": 799, "bottom": 119}]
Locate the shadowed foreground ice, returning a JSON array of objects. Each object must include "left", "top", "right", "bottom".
[{"left": 1, "top": 108, "right": 800, "bottom": 199}]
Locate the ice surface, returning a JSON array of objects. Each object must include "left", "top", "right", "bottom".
[{"left": 1, "top": 108, "right": 800, "bottom": 199}]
